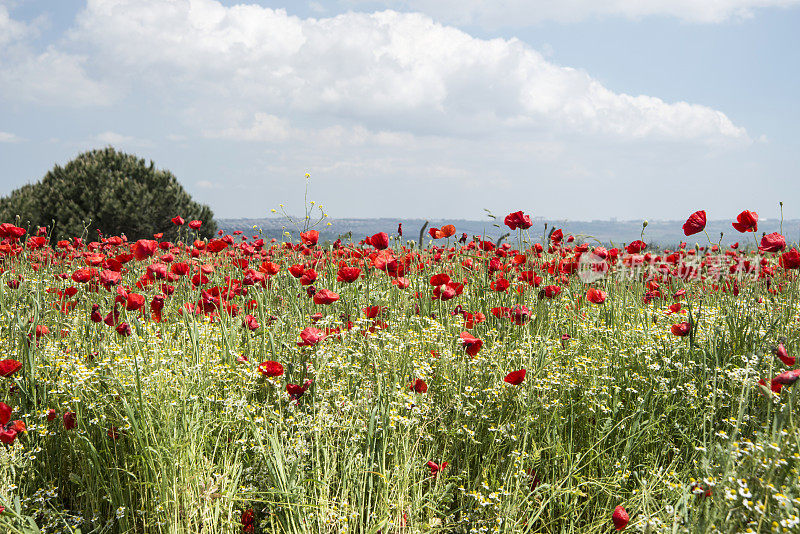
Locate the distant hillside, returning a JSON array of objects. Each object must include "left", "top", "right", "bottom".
[{"left": 219, "top": 217, "right": 800, "bottom": 249}]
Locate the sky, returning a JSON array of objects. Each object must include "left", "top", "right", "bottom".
[{"left": 0, "top": 0, "right": 798, "bottom": 222}]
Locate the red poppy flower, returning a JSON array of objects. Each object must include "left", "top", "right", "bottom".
[
  {"left": 287, "top": 378, "right": 313, "bottom": 399},
  {"left": 504, "top": 369, "right": 526, "bottom": 385},
  {"left": 411, "top": 378, "right": 428, "bottom": 393},
  {"left": 131, "top": 239, "right": 158, "bottom": 261},
  {"left": 148, "top": 262, "right": 168, "bottom": 280},
  {"left": 0, "top": 224, "right": 25, "bottom": 239},
  {"left": 426, "top": 460, "right": 448, "bottom": 478},
  {"left": 518, "top": 271, "right": 542, "bottom": 286},
  {"left": 586, "top": 287, "right": 607, "bottom": 304},
  {"left": 71, "top": 267, "right": 98, "bottom": 283},
  {"left": 459, "top": 331, "right": 483, "bottom": 356},
  {"left": 8, "top": 420, "right": 24, "bottom": 433},
  {"left": 363, "top": 305, "right": 387, "bottom": 318},
  {"left": 490, "top": 278, "right": 510, "bottom": 292},
  {"left": 626, "top": 240, "right": 646, "bottom": 254},
  {"left": 438, "top": 224, "right": 456, "bottom": 238},
  {"left": 543, "top": 285, "right": 561, "bottom": 299},
  {"left": 172, "top": 216, "right": 185, "bottom": 225},
  {"left": 774, "top": 343, "right": 794, "bottom": 366},
  {"left": 464, "top": 312, "right": 486, "bottom": 328},
  {"left": 105, "top": 306, "right": 121, "bottom": 327},
  {"left": 366, "top": 232, "right": 390, "bottom": 250},
  {"left": 732, "top": 210, "right": 758, "bottom": 233},
  {"left": 429, "top": 273, "right": 450, "bottom": 286},
  {"left": 760, "top": 232, "right": 786, "bottom": 253},
  {"left": 612, "top": 505, "right": 629, "bottom": 531},
  {"left": 491, "top": 307, "right": 511, "bottom": 319},
  {"left": 125, "top": 293, "right": 145, "bottom": 312},
  {"left": 300, "top": 269, "right": 318, "bottom": 285},
  {"left": 392, "top": 277, "right": 410, "bottom": 289},
  {"left": 504, "top": 306, "right": 526, "bottom": 326},
  {"left": 0, "top": 359, "right": 22, "bottom": 377},
  {"left": 431, "top": 284, "right": 451, "bottom": 300},
  {"left": 289, "top": 264, "right": 305, "bottom": 278},
  {"left": 259, "top": 261, "right": 281, "bottom": 276},
  {"left": 504, "top": 211, "right": 533, "bottom": 230},
  {"left": 337, "top": 266, "right": 361, "bottom": 283},
  {"left": 63, "top": 412, "right": 77, "bottom": 430},
  {"left": 207, "top": 239, "right": 228, "bottom": 253},
  {"left": 0, "top": 402, "right": 11, "bottom": 426},
  {"left": 258, "top": 360, "right": 284, "bottom": 377},
  {"left": 771, "top": 368, "right": 800, "bottom": 392},
  {"left": 300, "top": 230, "right": 319, "bottom": 246},
  {"left": 97, "top": 269, "right": 121, "bottom": 287},
  {"left": 243, "top": 314, "right": 260, "bottom": 330},
  {"left": 667, "top": 303, "right": 682, "bottom": 314},
  {"left": 298, "top": 327, "right": 325, "bottom": 346},
  {"left": 116, "top": 322, "right": 132, "bottom": 336},
  {"left": 550, "top": 229, "right": 563, "bottom": 243},
  {"left": 313, "top": 289, "right": 340, "bottom": 305},
  {"left": 170, "top": 262, "right": 190, "bottom": 276},
  {"left": 781, "top": 248, "right": 800, "bottom": 269},
  {"left": 671, "top": 322, "right": 691, "bottom": 336},
  {"left": 0, "top": 428, "right": 16, "bottom": 444},
  {"left": 428, "top": 225, "right": 456, "bottom": 239},
  {"left": 150, "top": 295, "right": 165, "bottom": 322},
  {"left": 188, "top": 220, "right": 202, "bottom": 230},
  {"left": 31, "top": 325, "right": 49, "bottom": 340},
  {"left": 682, "top": 210, "right": 706, "bottom": 236}
]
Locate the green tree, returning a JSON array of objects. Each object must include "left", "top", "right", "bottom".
[{"left": 0, "top": 147, "right": 216, "bottom": 240}]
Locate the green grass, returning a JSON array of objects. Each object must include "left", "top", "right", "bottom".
[{"left": 1, "top": 228, "right": 800, "bottom": 533}]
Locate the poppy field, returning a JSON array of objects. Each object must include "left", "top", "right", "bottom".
[{"left": 2, "top": 207, "right": 800, "bottom": 533}]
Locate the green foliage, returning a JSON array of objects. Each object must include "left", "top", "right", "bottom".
[{"left": 0, "top": 147, "right": 216, "bottom": 240}]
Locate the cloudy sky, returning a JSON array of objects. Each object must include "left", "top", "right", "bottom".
[{"left": 0, "top": 0, "right": 798, "bottom": 221}]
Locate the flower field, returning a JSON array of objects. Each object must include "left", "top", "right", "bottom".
[{"left": 2, "top": 208, "right": 800, "bottom": 533}]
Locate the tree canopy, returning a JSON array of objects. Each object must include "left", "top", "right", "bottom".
[{"left": 0, "top": 147, "right": 216, "bottom": 240}]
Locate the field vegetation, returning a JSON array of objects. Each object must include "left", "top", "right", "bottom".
[{"left": 1, "top": 200, "right": 800, "bottom": 533}]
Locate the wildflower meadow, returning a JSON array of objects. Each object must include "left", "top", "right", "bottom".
[{"left": 2, "top": 203, "right": 800, "bottom": 534}]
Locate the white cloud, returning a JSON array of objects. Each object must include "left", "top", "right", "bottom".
[
  {"left": 68, "top": 0, "right": 747, "bottom": 145},
  {"left": 0, "top": 5, "right": 29, "bottom": 46},
  {"left": 90, "top": 131, "right": 154, "bottom": 147},
  {"left": 0, "top": 131, "right": 22, "bottom": 143},
  {"left": 205, "top": 116, "right": 419, "bottom": 149},
  {"left": 344, "top": 0, "right": 800, "bottom": 25},
  {"left": 0, "top": 48, "right": 113, "bottom": 106},
  {"left": 206, "top": 113, "right": 291, "bottom": 142},
  {"left": 0, "top": 6, "right": 113, "bottom": 106}
]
